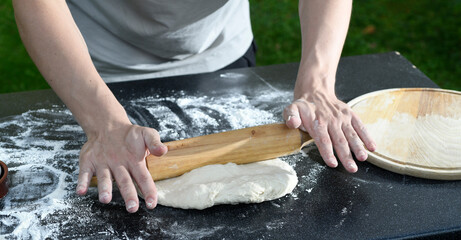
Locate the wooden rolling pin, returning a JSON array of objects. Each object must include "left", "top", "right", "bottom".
[{"left": 90, "top": 123, "right": 312, "bottom": 186}]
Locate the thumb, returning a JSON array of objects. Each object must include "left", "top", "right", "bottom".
[
  {"left": 283, "top": 103, "right": 302, "bottom": 129},
  {"left": 142, "top": 127, "right": 168, "bottom": 156}
]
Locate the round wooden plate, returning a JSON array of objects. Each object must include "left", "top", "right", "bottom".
[{"left": 348, "top": 88, "right": 461, "bottom": 180}]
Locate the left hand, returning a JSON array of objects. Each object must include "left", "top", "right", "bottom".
[{"left": 283, "top": 91, "right": 376, "bottom": 173}]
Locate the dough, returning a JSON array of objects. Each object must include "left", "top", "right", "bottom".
[{"left": 139, "top": 158, "right": 298, "bottom": 210}]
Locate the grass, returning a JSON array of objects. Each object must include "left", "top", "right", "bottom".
[
  {"left": 1, "top": 0, "right": 460, "bottom": 93},
  {"left": 0, "top": 1, "right": 48, "bottom": 93},
  {"left": 250, "top": 0, "right": 461, "bottom": 90}
]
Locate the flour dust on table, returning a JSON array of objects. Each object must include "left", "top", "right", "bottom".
[{"left": 0, "top": 88, "right": 328, "bottom": 239}]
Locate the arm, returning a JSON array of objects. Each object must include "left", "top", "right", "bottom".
[
  {"left": 284, "top": 0, "right": 376, "bottom": 172},
  {"left": 13, "top": 0, "right": 167, "bottom": 212}
]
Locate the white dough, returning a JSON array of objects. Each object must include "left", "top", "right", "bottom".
[{"left": 140, "top": 158, "right": 298, "bottom": 210}]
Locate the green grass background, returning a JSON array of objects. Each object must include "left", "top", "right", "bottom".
[{"left": 1, "top": 0, "right": 460, "bottom": 93}]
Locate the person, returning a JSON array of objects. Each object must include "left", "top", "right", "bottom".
[{"left": 13, "top": 0, "right": 376, "bottom": 213}]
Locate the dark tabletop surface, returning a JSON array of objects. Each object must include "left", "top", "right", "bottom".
[{"left": 1, "top": 52, "right": 460, "bottom": 240}]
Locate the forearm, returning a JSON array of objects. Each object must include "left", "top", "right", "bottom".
[
  {"left": 13, "top": 0, "right": 129, "bottom": 136},
  {"left": 286, "top": 0, "right": 375, "bottom": 173},
  {"left": 296, "top": 0, "right": 352, "bottom": 98}
]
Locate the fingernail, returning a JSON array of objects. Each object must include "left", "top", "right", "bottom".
[
  {"left": 329, "top": 157, "right": 338, "bottom": 167},
  {"left": 126, "top": 200, "right": 137, "bottom": 211},
  {"left": 358, "top": 151, "right": 367, "bottom": 160},
  {"left": 99, "top": 192, "right": 110, "bottom": 203},
  {"left": 146, "top": 198, "right": 156, "bottom": 209},
  {"left": 287, "top": 115, "right": 292, "bottom": 121},
  {"left": 349, "top": 163, "right": 357, "bottom": 172},
  {"left": 371, "top": 143, "right": 377, "bottom": 151},
  {"left": 76, "top": 184, "right": 86, "bottom": 194},
  {"left": 152, "top": 144, "right": 167, "bottom": 154}
]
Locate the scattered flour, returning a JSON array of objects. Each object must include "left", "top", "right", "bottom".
[{"left": 0, "top": 88, "right": 323, "bottom": 238}]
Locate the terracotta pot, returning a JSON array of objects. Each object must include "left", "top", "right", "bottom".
[{"left": 0, "top": 160, "right": 8, "bottom": 198}]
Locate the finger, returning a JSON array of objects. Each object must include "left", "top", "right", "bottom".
[
  {"left": 96, "top": 168, "right": 113, "bottom": 204},
  {"left": 113, "top": 167, "right": 139, "bottom": 213},
  {"left": 312, "top": 119, "right": 338, "bottom": 168},
  {"left": 76, "top": 165, "right": 92, "bottom": 195},
  {"left": 77, "top": 152, "right": 94, "bottom": 195},
  {"left": 142, "top": 127, "right": 167, "bottom": 156},
  {"left": 351, "top": 115, "right": 377, "bottom": 152},
  {"left": 130, "top": 162, "right": 158, "bottom": 209},
  {"left": 329, "top": 124, "right": 357, "bottom": 173},
  {"left": 296, "top": 100, "right": 315, "bottom": 134},
  {"left": 283, "top": 104, "right": 302, "bottom": 129},
  {"left": 342, "top": 123, "right": 368, "bottom": 162}
]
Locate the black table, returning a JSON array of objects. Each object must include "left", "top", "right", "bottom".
[{"left": 1, "top": 52, "right": 459, "bottom": 239}]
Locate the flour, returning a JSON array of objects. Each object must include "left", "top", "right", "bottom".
[
  {"left": 1, "top": 165, "right": 72, "bottom": 239},
  {"left": 365, "top": 113, "right": 461, "bottom": 167},
  {"left": 0, "top": 88, "right": 321, "bottom": 238}
]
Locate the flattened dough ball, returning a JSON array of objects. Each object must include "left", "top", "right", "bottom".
[{"left": 138, "top": 158, "right": 298, "bottom": 210}]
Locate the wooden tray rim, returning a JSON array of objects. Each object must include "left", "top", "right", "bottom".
[{"left": 347, "top": 87, "right": 461, "bottom": 180}]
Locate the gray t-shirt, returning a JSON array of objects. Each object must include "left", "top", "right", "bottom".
[{"left": 67, "top": 0, "right": 253, "bottom": 82}]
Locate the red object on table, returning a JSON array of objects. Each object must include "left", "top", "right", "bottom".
[{"left": 0, "top": 160, "right": 8, "bottom": 198}]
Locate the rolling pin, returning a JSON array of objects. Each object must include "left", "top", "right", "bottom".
[{"left": 90, "top": 123, "right": 312, "bottom": 186}]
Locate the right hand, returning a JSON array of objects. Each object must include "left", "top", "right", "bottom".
[
  {"left": 283, "top": 91, "right": 376, "bottom": 173},
  {"left": 75, "top": 123, "right": 168, "bottom": 213}
]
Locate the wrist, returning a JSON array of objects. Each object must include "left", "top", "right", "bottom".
[
  {"left": 67, "top": 82, "right": 131, "bottom": 138},
  {"left": 295, "top": 55, "right": 337, "bottom": 97},
  {"left": 294, "top": 69, "right": 336, "bottom": 100},
  {"left": 80, "top": 104, "right": 131, "bottom": 139}
]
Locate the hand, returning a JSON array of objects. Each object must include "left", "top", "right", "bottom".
[
  {"left": 283, "top": 91, "right": 376, "bottom": 173},
  {"left": 75, "top": 123, "right": 167, "bottom": 213}
]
